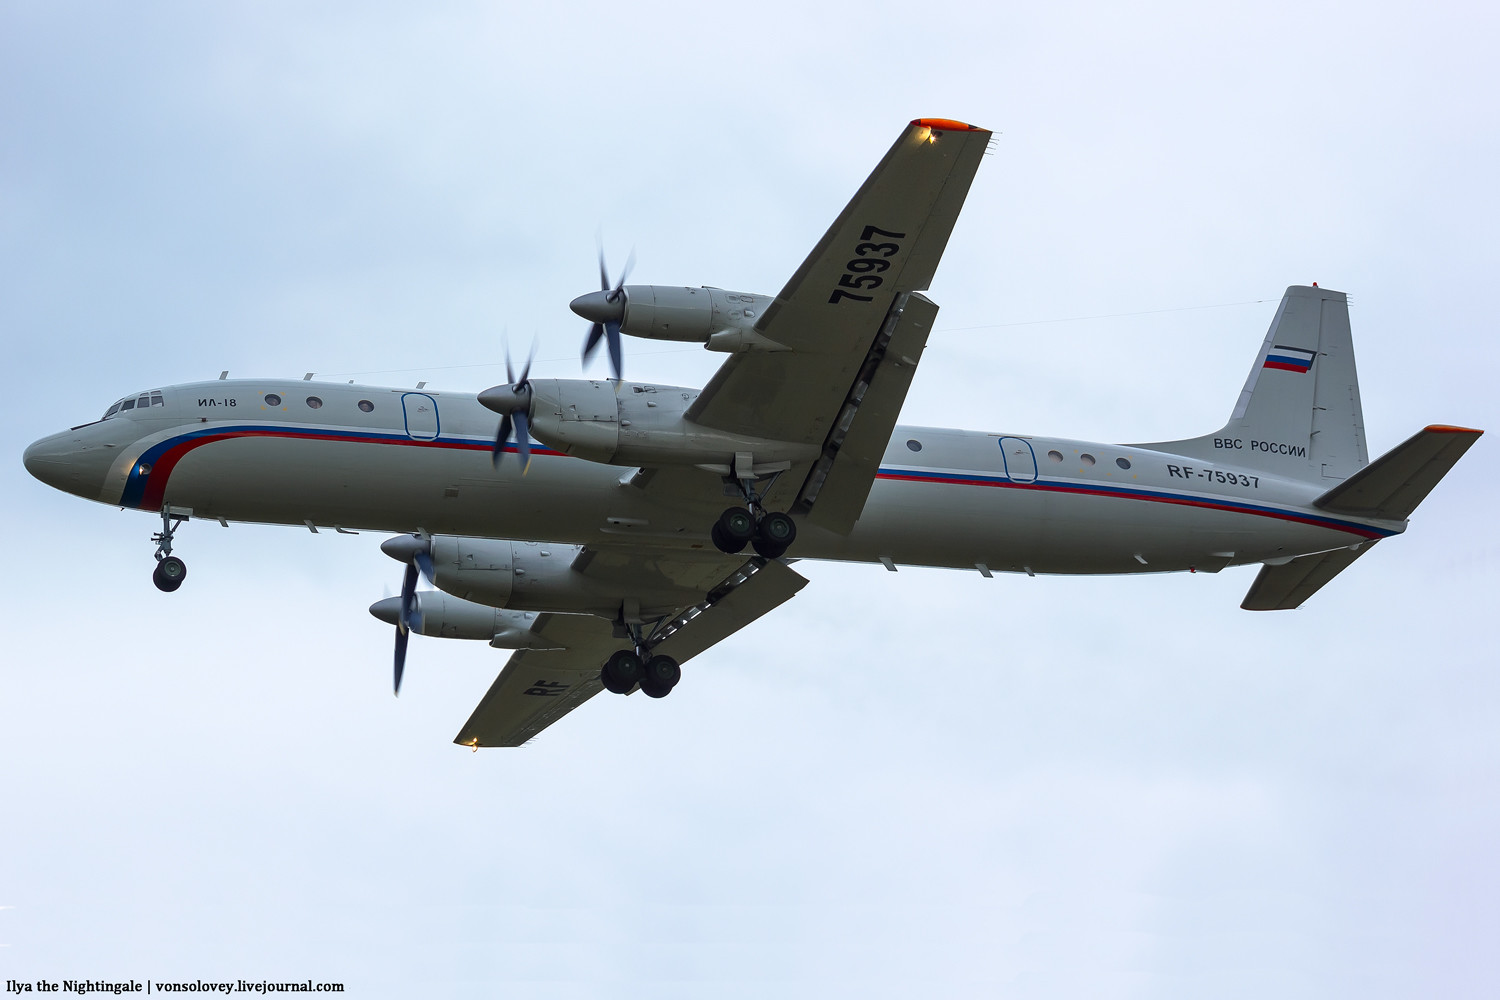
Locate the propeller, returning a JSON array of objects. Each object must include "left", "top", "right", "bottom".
[
  {"left": 477, "top": 343, "right": 535, "bottom": 472},
  {"left": 375, "top": 534, "right": 435, "bottom": 695},
  {"left": 572, "top": 244, "right": 634, "bottom": 381}
]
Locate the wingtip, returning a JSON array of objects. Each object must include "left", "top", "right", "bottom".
[{"left": 910, "top": 117, "right": 987, "bottom": 132}]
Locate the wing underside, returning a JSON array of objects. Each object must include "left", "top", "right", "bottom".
[{"left": 454, "top": 557, "right": 809, "bottom": 747}]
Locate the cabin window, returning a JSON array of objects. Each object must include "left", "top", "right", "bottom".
[
  {"left": 1080, "top": 453, "right": 1096, "bottom": 466},
  {"left": 136, "top": 396, "right": 150, "bottom": 409},
  {"left": 358, "top": 399, "right": 374, "bottom": 412},
  {"left": 306, "top": 396, "right": 323, "bottom": 409},
  {"left": 1116, "top": 457, "right": 1131, "bottom": 470},
  {"left": 150, "top": 393, "right": 164, "bottom": 407},
  {"left": 906, "top": 439, "right": 923, "bottom": 452},
  {"left": 1047, "top": 450, "right": 1063, "bottom": 462},
  {"left": 121, "top": 398, "right": 136, "bottom": 411},
  {"left": 264, "top": 393, "right": 283, "bottom": 406}
]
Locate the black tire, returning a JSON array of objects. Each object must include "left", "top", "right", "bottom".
[
  {"left": 640, "top": 676, "right": 672, "bottom": 699},
  {"left": 752, "top": 512, "right": 796, "bottom": 559},
  {"left": 711, "top": 521, "right": 746, "bottom": 555},
  {"left": 600, "top": 649, "right": 643, "bottom": 694},
  {"left": 717, "top": 507, "right": 756, "bottom": 545},
  {"left": 153, "top": 556, "right": 187, "bottom": 593},
  {"left": 643, "top": 654, "right": 681, "bottom": 691},
  {"left": 758, "top": 511, "right": 796, "bottom": 547}
]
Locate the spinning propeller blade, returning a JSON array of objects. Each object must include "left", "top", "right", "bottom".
[
  {"left": 377, "top": 533, "right": 435, "bottom": 697},
  {"left": 394, "top": 560, "right": 419, "bottom": 695},
  {"left": 483, "top": 342, "right": 535, "bottom": 471},
  {"left": 577, "top": 244, "right": 634, "bottom": 381}
]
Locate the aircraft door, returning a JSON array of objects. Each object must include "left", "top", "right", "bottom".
[
  {"left": 402, "top": 393, "right": 440, "bottom": 441},
  {"left": 998, "top": 436, "right": 1038, "bottom": 484}
]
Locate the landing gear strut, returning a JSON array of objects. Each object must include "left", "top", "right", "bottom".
[
  {"left": 599, "top": 622, "right": 681, "bottom": 699},
  {"left": 710, "top": 474, "right": 797, "bottom": 560},
  {"left": 151, "top": 507, "right": 188, "bottom": 593}
]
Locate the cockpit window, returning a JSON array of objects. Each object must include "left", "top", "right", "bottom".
[{"left": 102, "top": 391, "right": 166, "bottom": 420}]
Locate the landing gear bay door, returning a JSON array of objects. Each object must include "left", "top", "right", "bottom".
[{"left": 683, "top": 119, "right": 991, "bottom": 531}]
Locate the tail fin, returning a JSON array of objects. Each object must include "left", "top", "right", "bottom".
[{"left": 1138, "top": 285, "right": 1368, "bottom": 482}]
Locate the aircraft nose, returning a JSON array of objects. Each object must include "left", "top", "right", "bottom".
[
  {"left": 23, "top": 428, "right": 118, "bottom": 500},
  {"left": 23, "top": 434, "right": 79, "bottom": 493}
]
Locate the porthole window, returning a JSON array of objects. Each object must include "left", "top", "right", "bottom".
[
  {"left": 1080, "top": 453, "right": 1096, "bottom": 466},
  {"left": 1116, "top": 457, "right": 1131, "bottom": 470},
  {"left": 358, "top": 399, "right": 374, "bottom": 413},
  {"left": 1047, "top": 450, "right": 1063, "bottom": 462},
  {"left": 306, "top": 396, "right": 323, "bottom": 409},
  {"left": 264, "top": 393, "right": 282, "bottom": 406},
  {"left": 906, "top": 439, "right": 923, "bottom": 452}
]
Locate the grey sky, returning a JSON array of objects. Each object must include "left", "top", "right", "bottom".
[{"left": 4, "top": 2, "right": 1498, "bottom": 996}]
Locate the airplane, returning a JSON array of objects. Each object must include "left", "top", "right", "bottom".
[{"left": 22, "top": 118, "right": 1483, "bottom": 748}]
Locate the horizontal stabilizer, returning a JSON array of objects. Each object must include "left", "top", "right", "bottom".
[
  {"left": 1241, "top": 544, "right": 1376, "bottom": 611},
  {"left": 1315, "top": 425, "right": 1483, "bottom": 520}
]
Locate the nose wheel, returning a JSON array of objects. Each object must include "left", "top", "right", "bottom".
[{"left": 151, "top": 507, "right": 189, "bottom": 593}]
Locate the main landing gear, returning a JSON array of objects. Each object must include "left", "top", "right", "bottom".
[
  {"left": 710, "top": 476, "right": 797, "bottom": 560},
  {"left": 600, "top": 647, "right": 681, "bottom": 698},
  {"left": 151, "top": 507, "right": 188, "bottom": 593}
]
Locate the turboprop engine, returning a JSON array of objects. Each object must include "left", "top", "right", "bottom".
[
  {"left": 381, "top": 534, "right": 706, "bottom": 620},
  {"left": 479, "top": 376, "right": 819, "bottom": 473},
  {"left": 369, "top": 592, "right": 565, "bottom": 650},
  {"left": 571, "top": 285, "right": 784, "bottom": 354}
]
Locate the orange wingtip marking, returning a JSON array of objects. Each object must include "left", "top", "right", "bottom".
[
  {"left": 911, "top": 118, "right": 985, "bottom": 132},
  {"left": 1425, "top": 424, "right": 1484, "bottom": 434}
]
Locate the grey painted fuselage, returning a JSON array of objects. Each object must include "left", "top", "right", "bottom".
[{"left": 24, "top": 377, "right": 1401, "bottom": 579}]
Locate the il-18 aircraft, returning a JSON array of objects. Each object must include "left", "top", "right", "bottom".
[{"left": 23, "top": 119, "right": 1482, "bottom": 748}]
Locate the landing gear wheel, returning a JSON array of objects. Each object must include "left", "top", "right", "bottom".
[
  {"left": 752, "top": 511, "right": 796, "bottom": 559},
  {"left": 713, "top": 507, "right": 755, "bottom": 554},
  {"left": 642, "top": 654, "right": 680, "bottom": 693},
  {"left": 152, "top": 555, "right": 187, "bottom": 593},
  {"left": 600, "top": 649, "right": 643, "bottom": 694}
]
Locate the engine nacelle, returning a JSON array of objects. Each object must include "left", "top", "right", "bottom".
[
  {"left": 405, "top": 593, "right": 563, "bottom": 649},
  {"left": 618, "top": 286, "right": 783, "bottom": 352},
  {"left": 427, "top": 536, "right": 705, "bottom": 618},
  {"left": 523, "top": 378, "right": 819, "bottom": 471}
]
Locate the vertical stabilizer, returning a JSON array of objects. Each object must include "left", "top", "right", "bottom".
[{"left": 1137, "top": 285, "right": 1368, "bottom": 481}]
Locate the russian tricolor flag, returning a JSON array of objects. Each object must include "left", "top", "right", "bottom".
[{"left": 1263, "top": 345, "right": 1316, "bottom": 373}]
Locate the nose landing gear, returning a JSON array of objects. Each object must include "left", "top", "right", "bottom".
[{"left": 151, "top": 507, "right": 189, "bottom": 593}]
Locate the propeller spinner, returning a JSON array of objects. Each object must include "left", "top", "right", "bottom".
[
  {"left": 477, "top": 345, "right": 535, "bottom": 472},
  {"left": 572, "top": 245, "right": 634, "bottom": 381}
]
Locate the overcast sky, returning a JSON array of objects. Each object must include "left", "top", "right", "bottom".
[{"left": 4, "top": 2, "right": 1498, "bottom": 996}]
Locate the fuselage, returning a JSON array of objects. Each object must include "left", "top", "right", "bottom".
[{"left": 23, "top": 378, "right": 1404, "bottom": 578}]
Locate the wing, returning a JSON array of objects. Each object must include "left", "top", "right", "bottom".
[
  {"left": 676, "top": 119, "right": 991, "bottom": 529},
  {"left": 453, "top": 554, "right": 809, "bottom": 747}
]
